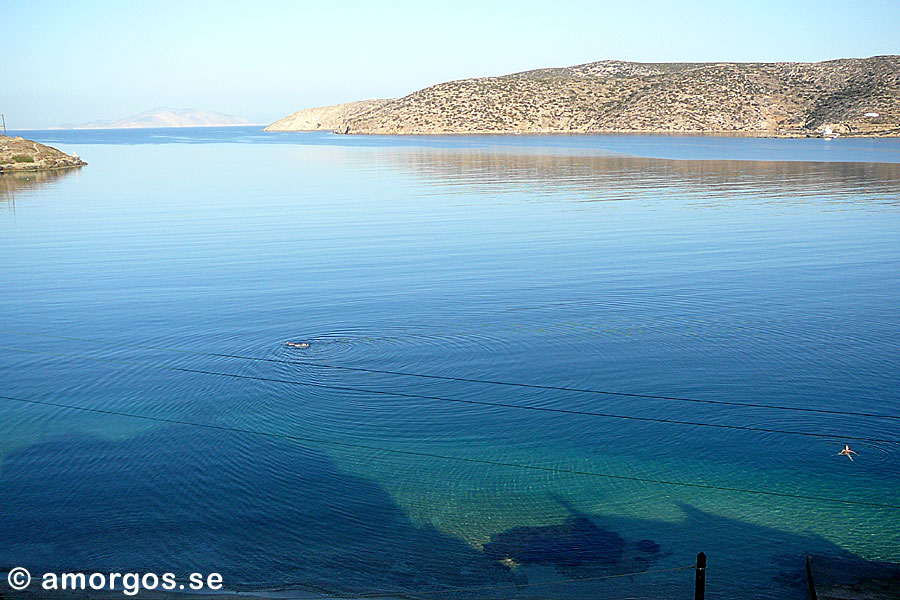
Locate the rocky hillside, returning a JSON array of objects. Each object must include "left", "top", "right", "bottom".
[
  {"left": 264, "top": 100, "right": 389, "bottom": 132},
  {"left": 0, "top": 135, "right": 86, "bottom": 173},
  {"left": 271, "top": 56, "right": 899, "bottom": 136}
]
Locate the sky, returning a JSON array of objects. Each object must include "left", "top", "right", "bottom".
[{"left": 3, "top": 0, "right": 899, "bottom": 129}]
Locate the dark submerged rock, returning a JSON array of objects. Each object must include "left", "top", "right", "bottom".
[{"left": 483, "top": 516, "right": 626, "bottom": 567}]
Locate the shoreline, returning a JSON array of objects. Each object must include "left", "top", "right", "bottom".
[
  {"left": 0, "top": 134, "right": 86, "bottom": 173},
  {"left": 0, "top": 163, "right": 86, "bottom": 173},
  {"left": 338, "top": 129, "right": 900, "bottom": 138},
  {"left": 14, "top": 124, "right": 900, "bottom": 139}
]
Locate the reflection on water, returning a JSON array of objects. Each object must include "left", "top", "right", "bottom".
[
  {"left": 0, "top": 167, "right": 82, "bottom": 209},
  {"left": 0, "top": 133, "right": 898, "bottom": 600},
  {"left": 14, "top": 127, "right": 900, "bottom": 163},
  {"left": 381, "top": 148, "right": 900, "bottom": 207}
]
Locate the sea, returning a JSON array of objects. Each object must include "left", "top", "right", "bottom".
[{"left": 1, "top": 127, "right": 899, "bottom": 599}]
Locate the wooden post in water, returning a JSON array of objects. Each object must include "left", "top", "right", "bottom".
[
  {"left": 694, "top": 552, "right": 707, "bottom": 600},
  {"left": 806, "top": 555, "right": 818, "bottom": 600}
]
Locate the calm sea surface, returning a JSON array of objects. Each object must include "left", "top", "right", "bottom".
[{"left": 1, "top": 128, "right": 899, "bottom": 599}]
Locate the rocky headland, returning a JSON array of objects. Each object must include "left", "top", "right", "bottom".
[
  {"left": 263, "top": 99, "right": 390, "bottom": 132},
  {"left": 0, "top": 134, "right": 87, "bottom": 173},
  {"left": 268, "top": 56, "right": 900, "bottom": 136}
]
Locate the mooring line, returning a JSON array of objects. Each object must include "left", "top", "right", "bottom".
[
  {"left": 2, "top": 393, "right": 899, "bottom": 510},
  {"left": 2, "top": 328, "right": 897, "bottom": 420},
  {"left": 1, "top": 344, "right": 897, "bottom": 444}
]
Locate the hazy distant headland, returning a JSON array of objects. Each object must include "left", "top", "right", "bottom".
[
  {"left": 267, "top": 56, "right": 900, "bottom": 137},
  {"left": 71, "top": 108, "right": 253, "bottom": 129},
  {"left": 0, "top": 134, "right": 86, "bottom": 173}
]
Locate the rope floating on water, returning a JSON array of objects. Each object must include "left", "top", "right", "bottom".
[
  {"left": 2, "top": 328, "right": 897, "bottom": 420},
  {"left": 2, "top": 393, "right": 899, "bottom": 510},
  {"left": 0, "top": 344, "right": 897, "bottom": 444}
]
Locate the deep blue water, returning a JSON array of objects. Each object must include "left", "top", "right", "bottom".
[{"left": 1, "top": 127, "right": 899, "bottom": 599}]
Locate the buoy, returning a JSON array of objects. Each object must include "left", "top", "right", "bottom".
[{"left": 285, "top": 341, "right": 310, "bottom": 349}]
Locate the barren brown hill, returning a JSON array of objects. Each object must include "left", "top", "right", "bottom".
[{"left": 272, "top": 56, "right": 900, "bottom": 136}]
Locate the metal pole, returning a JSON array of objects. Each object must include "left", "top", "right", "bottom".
[
  {"left": 806, "top": 555, "right": 818, "bottom": 600},
  {"left": 694, "top": 552, "right": 706, "bottom": 600},
  {"left": 1, "top": 113, "right": 6, "bottom": 134}
]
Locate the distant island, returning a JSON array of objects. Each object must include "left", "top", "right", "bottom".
[
  {"left": 72, "top": 108, "right": 253, "bottom": 129},
  {"left": 266, "top": 56, "right": 899, "bottom": 137},
  {"left": 0, "top": 134, "right": 86, "bottom": 173}
]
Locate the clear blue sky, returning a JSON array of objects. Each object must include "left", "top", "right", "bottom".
[{"left": 3, "top": 0, "right": 899, "bottom": 128}]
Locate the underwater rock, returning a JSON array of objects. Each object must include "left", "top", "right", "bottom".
[
  {"left": 482, "top": 516, "right": 626, "bottom": 567},
  {"left": 807, "top": 554, "right": 900, "bottom": 600},
  {"left": 636, "top": 539, "right": 661, "bottom": 554}
]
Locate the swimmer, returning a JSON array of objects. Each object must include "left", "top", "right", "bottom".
[
  {"left": 837, "top": 445, "right": 858, "bottom": 461},
  {"left": 285, "top": 341, "right": 310, "bottom": 349}
]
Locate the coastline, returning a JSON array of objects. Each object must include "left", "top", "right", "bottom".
[
  {"left": 0, "top": 134, "right": 86, "bottom": 173},
  {"left": 336, "top": 129, "right": 900, "bottom": 138},
  {"left": 265, "top": 57, "right": 900, "bottom": 138}
]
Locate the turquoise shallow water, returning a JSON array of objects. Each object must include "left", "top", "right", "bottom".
[{"left": 1, "top": 128, "right": 899, "bottom": 599}]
